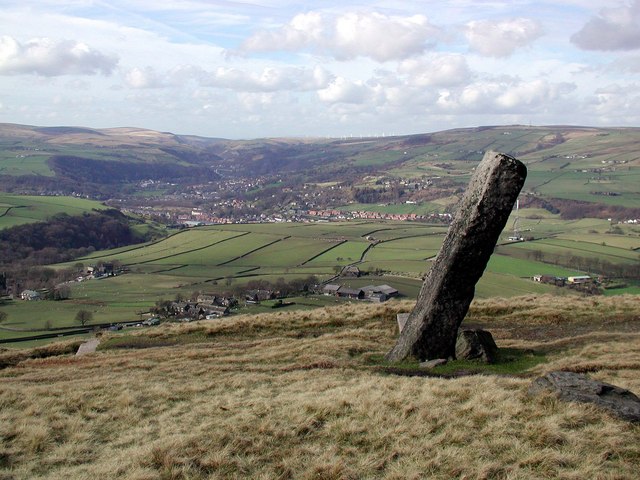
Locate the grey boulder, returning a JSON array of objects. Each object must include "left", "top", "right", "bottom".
[
  {"left": 455, "top": 329, "right": 498, "bottom": 363},
  {"left": 529, "top": 371, "right": 640, "bottom": 423}
]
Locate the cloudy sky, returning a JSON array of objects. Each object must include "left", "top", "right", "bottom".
[{"left": 1, "top": 1, "right": 640, "bottom": 138}]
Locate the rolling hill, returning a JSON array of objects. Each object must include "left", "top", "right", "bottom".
[{"left": 1, "top": 123, "right": 639, "bottom": 209}]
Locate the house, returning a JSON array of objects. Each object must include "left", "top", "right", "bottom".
[
  {"left": 204, "top": 306, "right": 230, "bottom": 319},
  {"left": 533, "top": 275, "right": 566, "bottom": 286},
  {"left": 245, "top": 289, "right": 276, "bottom": 303},
  {"left": 337, "top": 287, "right": 364, "bottom": 300},
  {"left": 197, "top": 294, "right": 217, "bottom": 305},
  {"left": 375, "top": 284, "right": 399, "bottom": 297},
  {"left": 341, "top": 266, "right": 361, "bottom": 277},
  {"left": 170, "top": 302, "right": 192, "bottom": 315},
  {"left": 567, "top": 275, "right": 592, "bottom": 284},
  {"left": 366, "top": 292, "right": 388, "bottom": 303},
  {"left": 361, "top": 284, "right": 399, "bottom": 302},
  {"left": 322, "top": 284, "right": 341, "bottom": 296},
  {"left": 20, "top": 289, "right": 41, "bottom": 301}
]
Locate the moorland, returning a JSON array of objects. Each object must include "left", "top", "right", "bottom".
[{"left": 1, "top": 295, "right": 639, "bottom": 478}]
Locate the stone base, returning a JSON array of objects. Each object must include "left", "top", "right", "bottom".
[{"left": 455, "top": 329, "right": 498, "bottom": 363}]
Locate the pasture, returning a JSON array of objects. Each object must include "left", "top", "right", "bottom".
[
  {"left": 2, "top": 213, "right": 639, "bottom": 344},
  {"left": 0, "top": 194, "right": 107, "bottom": 230}
]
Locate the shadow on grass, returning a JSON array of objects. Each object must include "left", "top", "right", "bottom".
[{"left": 366, "top": 348, "right": 547, "bottom": 378}]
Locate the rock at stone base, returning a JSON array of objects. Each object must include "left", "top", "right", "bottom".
[
  {"left": 420, "top": 358, "right": 448, "bottom": 369},
  {"left": 455, "top": 329, "right": 498, "bottom": 363},
  {"left": 529, "top": 371, "right": 640, "bottom": 423}
]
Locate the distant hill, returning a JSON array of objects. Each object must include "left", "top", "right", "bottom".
[
  {"left": 0, "top": 123, "right": 639, "bottom": 207},
  {"left": 0, "top": 123, "right": 224, "bottom": 197}
]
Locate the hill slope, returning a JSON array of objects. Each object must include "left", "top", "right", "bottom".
[
  {"left": 1, "top": 295, "right": 639, "bottom": 479},
  {"left": 1, "top": 123, "right": 639, "bottom": 207}
]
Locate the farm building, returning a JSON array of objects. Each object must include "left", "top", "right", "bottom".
[
  {"left": 322, "top": 284, "right": 341, "bottom": 295},
  {"left": 533, "top": 275, "right": 566, "bottom": 286},
  {"left": 323, "top": 284, "right": 399, "bottom": 302},
  {"left": 341, "top": 266, "right": 361, "bottom": 277},
  {"left": 205, "top": 306, "right": 230, "bottom": 319},
  {"left": 362, "top": 284, "right": 400, "bottom": 302},
  {"left": 337, "top": 287, "right": 365, "bottom": 300},
  {"left": 245, "top": 289, "right": 276, "bottom": 303},
  {"left": 567, "top": 275, "right": 592, "bottom": 284},
  {"left": 20, "top": 290, "right": 41, "bottom": 301}
]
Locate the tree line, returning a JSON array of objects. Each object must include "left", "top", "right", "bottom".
[{"left": 0, "top": 209, "right": 147, "bottom": 293}]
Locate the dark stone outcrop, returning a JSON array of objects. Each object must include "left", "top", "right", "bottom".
[
  {"left": 455, "top": 329, "right": 498, "bottom": 363},
  {"left": 386, "top": 151, "right": 527, "bottom": 362},
  {"left": 529, "top": 371, "right": 640, "bottom": 422}
]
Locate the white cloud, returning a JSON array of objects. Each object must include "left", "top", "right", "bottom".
[
  {"left": 122, "top": 63, "right": 334, "bottom": 93},
  {"left": 437, "top": 78, "right": 575, "bottom": 113},
  {"left": 464, "top": 18, "right": 542, "bottom": 57},
  {"left": 124, "top": 66, "right": 164, "bottom": 88},
  {"left": 588, "top": 83, "right": 640, "bottom": 115},
  {"left": 571, "top": 0, "right": 640, "bottom": 51},
  {"left": 398, "top": 54, "right": 472, "bottom": 87},
  {"left": 0, "top": 35, "right": 117, "bottom": 76},
  {"left": 238, "top": 11, "right": 441, "bottom": 62},
  {"left": 317, "top": 77, "right": 371, "bottom": 104},
  {"left": 237, "top": 92, "right": 276, "bottom": 112},
  {"left": 610, "top": 54, "right": 640, "bottom": 72},
  {"left": 200, "top": 65, "right": 335, "bottom": 92},
  {"left": 495, "top": 79, "right": 575, "bottom": 109}
]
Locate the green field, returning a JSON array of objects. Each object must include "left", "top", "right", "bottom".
[
  {"left": 2, "top": 214, "right": 639, "bottom": 345},
  {"left": 339, "top": 202, "right": 443, "bottom": 215},
  {"left": 0, "top": 151, "right": 55, "bottom": 176},
  {"left": 383, "top": 127, "right": 640, "bottom": 209},
  {"left": 0, "top": 193, "right": 107, "bottom": 229}
]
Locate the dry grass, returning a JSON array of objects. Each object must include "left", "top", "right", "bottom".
[{"left": 1, "top": 295, "right": 639, "bottom": 479}]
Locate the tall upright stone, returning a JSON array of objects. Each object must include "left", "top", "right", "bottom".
[{"left": 386, "top": 151, "right": 527, "bottom": 362}]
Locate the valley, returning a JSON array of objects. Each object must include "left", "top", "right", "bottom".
[{"left": 0, "top": 123, "right": 639, "bottom": 346}]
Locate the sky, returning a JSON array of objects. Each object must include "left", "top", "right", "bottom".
[{"left": 1, "top": 1, "right": 640, "bottom": 139}]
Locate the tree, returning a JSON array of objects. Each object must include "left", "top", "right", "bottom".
[
  {"left": 0, "top": 310, "right": 7, "bottom": 324},
  {"left": 52, "top": 285, "right": 71, "bottom": 300},
  {"left": 75, "top": 309, "right": 93, "bottom": 326}
]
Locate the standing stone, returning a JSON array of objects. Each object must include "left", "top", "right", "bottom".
[{"left": 386, "top": 151, "right": 526, "bottom": 362}]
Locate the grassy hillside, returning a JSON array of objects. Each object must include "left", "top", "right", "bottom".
[
  {"left": 2, "top": 213, "right": 637, "bottom": 344},
  {"left": 0, "top": 194, "right": 107, "bottom": 230},
  {"left": 0, "top": 214, "right": 640, "bottom": 344},
  {"left": 1, "top": 295, "right": 639, "bottom": 479},
  {"left": 2, "top": 123, "right": 639, "bottom": 209}
]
